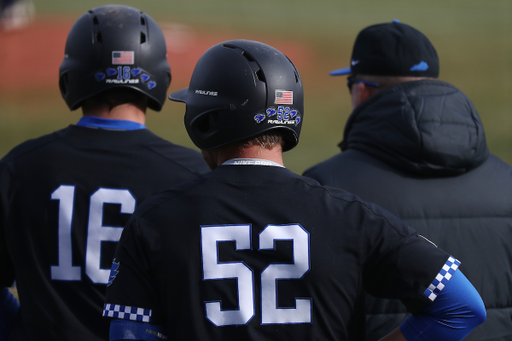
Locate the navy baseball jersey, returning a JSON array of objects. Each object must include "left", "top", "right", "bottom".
[
  {"left": 104, "top": 162, "right": 454, "bottom": 340},
  {"left": 0, "top": 124, "right": 209, "bottom": 341}
]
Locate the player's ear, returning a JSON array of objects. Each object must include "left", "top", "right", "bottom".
[
  {"left": 359, "top": 82, "right": 373, "bottom": 103},
  {"left": 352, "top": 82, "right": 372, "bottom": 109}
]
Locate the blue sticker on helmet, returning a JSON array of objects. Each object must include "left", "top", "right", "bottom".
[
  {"left": 95, "top": 73, "right": 106, "bottom": 81},
  {"left": 254, "top": 114, "right": 266, "bottom": 123},
  {"left": 94, "top": 66, "right": 153, "bottom": 86},
  {"left": 131, "top": 68, "right": 142, "bottom": 77},
  {"left": 106, "top": 68, "right": 117, "bottom": 77},
  {"left": 141, "top": 74, "right": 150, "bottom": 83},
  {"left": 266, "top": 108, "right": 277, "bottom": 117}
]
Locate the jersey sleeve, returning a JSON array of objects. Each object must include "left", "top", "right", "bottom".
[
  {"left": 0, "top": 168, "right": 15, "bottom": 288},
  {"left": 361, "top": 204, "right": 454, "bottom": 313},
  {"left": 400, "top": 269, "right": 486, "bottom": 341},
  {"left": 103, "top": 217, "right": 164, "bottom": 326},
  {"left": 0, "top": 287, "right": 19, "bottom": 339},
  {"left": 0, "top": 232, "right": 15, "bottom": 287}
]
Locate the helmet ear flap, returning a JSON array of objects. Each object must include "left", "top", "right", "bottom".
[
  {"left": 189, "top": 110, "right": 222, "bottom": 143},
  {"left": 195, "top": 111, "right": 219, "bottom": 134},
  {"left": 59, "top": 72, "right": 69, "bottom": 98}
]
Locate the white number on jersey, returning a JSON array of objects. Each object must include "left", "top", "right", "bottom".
[
  {"left": 50, "top": 185, "right": 136, "bottom": 284},
  {"left": 201, "top": 224, "right": 311, "bottom": 326}
]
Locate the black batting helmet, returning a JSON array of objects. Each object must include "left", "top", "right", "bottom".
[
  {"left": 169, "top": 40, "right": 303, "bottom": 151},
  {"left": 59, "top": 5, "right": 171, "bottom": 111}
]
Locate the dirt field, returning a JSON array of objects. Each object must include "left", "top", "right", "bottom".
[{"left": 0, "top": 16, "right": 314, "bottom": 93}]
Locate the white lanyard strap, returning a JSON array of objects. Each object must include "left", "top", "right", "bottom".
[{"left": 222, "top": 158, "right": 285, "bottom": 168}]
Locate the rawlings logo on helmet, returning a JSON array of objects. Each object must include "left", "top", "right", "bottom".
[{"left": 195, "top": 89, "right": 218, "bottom": 97}]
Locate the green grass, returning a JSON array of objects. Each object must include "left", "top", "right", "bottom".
[{"left": 1, "top": 0, "right": 511, "bottom": 173}]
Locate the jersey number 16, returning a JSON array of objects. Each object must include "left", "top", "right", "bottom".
[{"left": 50, "top": 185, "right": 135, "bottom": 284}]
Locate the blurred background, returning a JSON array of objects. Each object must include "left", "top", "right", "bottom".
[{"left": 0, "top": 0, "right": 511, "bottom": 174}]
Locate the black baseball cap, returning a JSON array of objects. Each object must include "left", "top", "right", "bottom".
[{"left": 330, "top": 20, "right": 439, "bottom": 77}]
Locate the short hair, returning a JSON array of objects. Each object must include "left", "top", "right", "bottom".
[{"left": 241, "top": 131, "right": 285, "bottom": 150}]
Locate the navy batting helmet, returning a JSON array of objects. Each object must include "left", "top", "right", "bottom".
[
  {"left": 59, "top": 5, "right": 171, "bottom": 111},
  {"left": 169, "top": 40, "right": 303, "bottom": 151}
]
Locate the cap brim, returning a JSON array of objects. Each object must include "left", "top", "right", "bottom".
[
  {"left": 329, "top": 67, "right": 351, "bottom": 76},
  {"left": 168, "top": 87, "right": 189, "bottom": 103}
]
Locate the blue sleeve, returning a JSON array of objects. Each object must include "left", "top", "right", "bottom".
[
  {"left": 400, "top": 269, "right": 486, "bottom": 341},
  {"left": 0, "top": 287, "right": 20, "bottom": 341},
  {"left": 110, "top": 319, "right": 167, "bottom": 341}
]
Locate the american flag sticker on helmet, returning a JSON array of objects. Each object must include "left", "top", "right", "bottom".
[
  {"left": 275, "top": 90, "right": 293, "bottom": 105},
  {"left": 112, "top": 51, "right": 134, "bottom": 65}
]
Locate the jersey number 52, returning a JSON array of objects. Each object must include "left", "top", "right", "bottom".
[{"left": 201, "top": 224, "right": 312, "bottom": 326}]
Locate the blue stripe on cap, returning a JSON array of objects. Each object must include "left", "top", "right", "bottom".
[{"left": 329, "top": 67, "right": 352, "bottom": 76}]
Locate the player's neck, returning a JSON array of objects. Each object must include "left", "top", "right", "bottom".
[
  {"left": 202, "top": 144, "right": 284, "bottom": 170},
  {"left": 235, "top": 144, "right": 284, "bottom": 164},
  {"left": 82, "top": 103, "right": 147, "bottom": 125}
]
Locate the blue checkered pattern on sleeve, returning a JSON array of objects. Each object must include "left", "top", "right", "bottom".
[
  {"left": 424, "top": 256, "right": 461, "bottom": 301},
  {"left": 103, "top": 303, "right": 152, "bottom": 322}
]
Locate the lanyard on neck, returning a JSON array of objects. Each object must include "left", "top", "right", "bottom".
[{"left": 222, "top": 158, "right": 285, "bottom": 168}]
